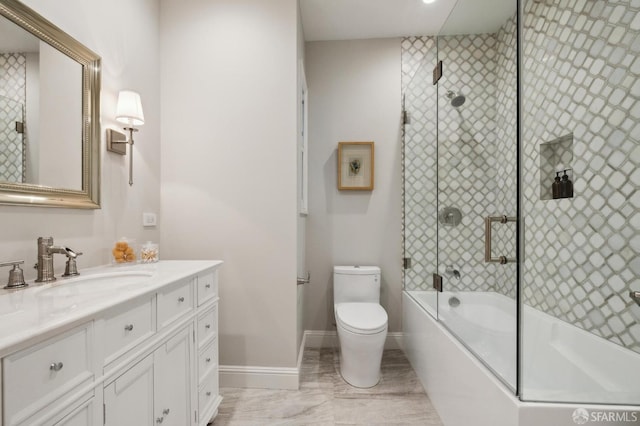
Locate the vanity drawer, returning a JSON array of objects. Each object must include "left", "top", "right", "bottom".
[
  {"left": 3, "top": 323, "right": 94, "bottom": 425},
  {"left": 103, "top": 297, "right": 155, "bottom": 363},
  {"left": 198, "top": 369, "right": 219, "bottom": 417},
  {"left": 198, "top": 338, "right": 218, "bottom": 383},
  {"left": 197, "top": 304, "right": 218, "bottom": 348},
  {"left": 157, "top": 278, "right": 194, "bottom": 328},
  {"left": 197, "top": 270, "right": 218, "bottom": 306}
]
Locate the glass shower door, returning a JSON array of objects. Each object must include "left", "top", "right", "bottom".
[
  {"left": 403, "top": 41, "right": 439, "bottom": 318},
  {"left": 435, "top": 1, "right": 519, "bottom": 392}
]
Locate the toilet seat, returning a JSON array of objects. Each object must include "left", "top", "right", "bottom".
[{"left": 335, "top": 303, "right": 388, "bottom": 335}]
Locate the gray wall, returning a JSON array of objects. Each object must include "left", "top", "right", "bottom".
[
  {"left": 160, "top": 0, "right": 301, "bottom": 368},
  {"left": 305, "top": 38, "right": 403, "bottom": 332}
]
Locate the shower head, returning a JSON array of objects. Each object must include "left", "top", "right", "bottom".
[{"left": 446, "top": 90, "right": 466, "bottom": 107}]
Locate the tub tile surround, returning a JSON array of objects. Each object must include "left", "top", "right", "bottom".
[
  {"left": 213, "top": 348, "right": 443, "bottom": 425},
  {"left": 521, "top": 0, "right": 640, "bottom": 353},
  {"left": 403, "top": 0, "right": 640, "bottom": 356}
]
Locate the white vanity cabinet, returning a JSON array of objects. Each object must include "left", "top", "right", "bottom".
[
  {"left": 195, "top": 270, "right": 221, "bottom": 426},
  {"left": 0, "top": 261, "right": 222, "bottom": 426},
  {"left": 104, "top": 325, "right": 193, "bottom": 426}
]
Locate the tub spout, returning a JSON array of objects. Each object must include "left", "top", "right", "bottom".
[{"left": 445, "top": 265, "right": 460, "bottom": 280}]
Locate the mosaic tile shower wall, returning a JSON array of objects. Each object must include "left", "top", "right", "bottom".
[
  {"left": 0, "top": 53, "right": 26, "bottom": 183},
  {"left": 522, "top": 0, "right": 640, "bottom": 353},
  {"left": 437, "top": 32, "right": 505, "bottom": 294},
  {"left": 402, "top": 18, "right": 518, "bottom": 296}
]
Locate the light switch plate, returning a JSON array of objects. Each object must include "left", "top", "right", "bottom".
[{"left": 143, "top": 212, "right": 157, "bottom": 227}]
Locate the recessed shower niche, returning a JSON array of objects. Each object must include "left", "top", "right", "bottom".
[{"left": 539, "top": 133, "right": 574, "bottom": 200}]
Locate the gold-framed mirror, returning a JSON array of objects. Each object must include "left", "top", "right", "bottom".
[{"left": 0, "top": 0, "right": 100, "bottom": 208}]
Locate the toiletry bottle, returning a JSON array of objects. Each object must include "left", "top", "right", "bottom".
[
  {"left": 560, "top": 169, "right": 573, "bottom": 198},
  {"left": 552, "top": 172, "right": 561, "bottom": 199}
]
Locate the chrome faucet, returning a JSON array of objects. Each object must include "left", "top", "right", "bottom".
[
  {"left": 445, "top": 265, "right": 461, "bottom": 280},
  {"left": 35, "top": 237, "right": 82, "bottom": 282}
]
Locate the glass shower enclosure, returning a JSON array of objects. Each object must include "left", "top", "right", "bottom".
[
  {"left": 0, "top": 95, "right": 25, "bottom": 183},
  {"left": 403, "top": 0, "right": 640, "bottom": 407}
]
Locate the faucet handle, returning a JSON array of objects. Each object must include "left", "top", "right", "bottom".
[
  {"left": 62, "top": 253, "right": 81, "bottom": 277},
  {"left": 0, "top": 260, "right": 27, "bottom": 289}
]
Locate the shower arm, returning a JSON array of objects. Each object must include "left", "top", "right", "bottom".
[{"left": 630, "top": 291, "right": 640, "bottom": 307}]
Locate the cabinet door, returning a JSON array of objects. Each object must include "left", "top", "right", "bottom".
[
  {"left": 154, "top": 326, "right": 192, "bottom": 426},
  {"left": 53, "top": 397, "right": 94, "bottom": 426},
  {"left": 104, "top": 355, "right": 154, "bottom": 426}
]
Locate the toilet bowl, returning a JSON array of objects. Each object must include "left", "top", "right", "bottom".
[{"left": 333, "top": 266, "right": 388, "bottom": 388}]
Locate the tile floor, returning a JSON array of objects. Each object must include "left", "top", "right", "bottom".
[{"left": 211, "top": 348, "right": 443, "bottom": 425}]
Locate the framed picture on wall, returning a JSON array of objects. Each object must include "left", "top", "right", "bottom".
[{"left": 338, "top": 142, "right": 374, "bottom": 190}]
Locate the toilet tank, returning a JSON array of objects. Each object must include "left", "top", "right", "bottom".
[{"left": 333, "top": 266, "right": 381, "bottom": 304}]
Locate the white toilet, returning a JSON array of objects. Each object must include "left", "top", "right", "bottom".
[{"left": 333, "top": 266, "right": 388, "bottom": 388}]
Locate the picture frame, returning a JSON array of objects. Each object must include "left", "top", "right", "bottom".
[{"left": 338, "top": 142, "right": 374, "bottom": 190}]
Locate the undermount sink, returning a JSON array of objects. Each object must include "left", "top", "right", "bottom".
[{"left": 35, "top": 269, "right": 155, "bottom": 317}]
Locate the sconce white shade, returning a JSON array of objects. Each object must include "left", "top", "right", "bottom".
[{"left": 116, "top": 90, "right": 145, "bottom": 126}]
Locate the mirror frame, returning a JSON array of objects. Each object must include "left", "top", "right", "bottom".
[{"left": 0, "top": 0, "right": 100, "bottom": 209}]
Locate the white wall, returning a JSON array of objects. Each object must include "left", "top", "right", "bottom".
[
  {"left": 305, "top": 39, "right": 403, "bottom": 332},
  {"left": 160, "top": 0, "right": 300, "bottom": 369},
  {"left": 0, "top": 0, "right": 161, "bottom": 279},
  {"left": 38, "top": 42, "right": 82, "bottom": 189},
  {"left": 25, "top": 52, "right": 39, "bottom": 184},
  {"left": 296, "top": 3, "right": 307, "bottom": 359}
]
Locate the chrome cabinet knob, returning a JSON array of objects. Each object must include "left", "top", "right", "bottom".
[
  {"left": 205, "top": 283, "right": 211, "bottom": 289},
  {"left": 205, "top": 324, "right": 211, "bottom": 329},
  {"left": 124, "top": 324, "right": 134, "bottom": 331},
  {"left": 49, "top": 362, "right": 64, "bottom": 372},
  {"left": 156, "top": 417, "right": 163, "bottom": 424},
  {"left": 206, "top": 391, "right": 211, "bottom": 397},
  {"left": 206, "top": 357, "right": 211, "bottom": 363},
  {"left": 178, "top": 296, "right": 185, "bottom": 302},
  {"left": 162, "top": 408, "right": 170, "bottom": 415}
]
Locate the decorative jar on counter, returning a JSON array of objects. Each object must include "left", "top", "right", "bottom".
[{"left": 140, "top": 241, "right": 159, "bottom": 263}]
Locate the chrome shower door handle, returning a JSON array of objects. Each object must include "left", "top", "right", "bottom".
[
  {"left": 630, "top": 291, "right": 640, "bottom": 307},
  {"left": 484, "top": 215, "right": 517, "bottom": 264}
]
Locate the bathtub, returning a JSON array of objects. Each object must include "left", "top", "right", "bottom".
[{"left": 403, "top": 291, "right": 640, "bottom": 426}]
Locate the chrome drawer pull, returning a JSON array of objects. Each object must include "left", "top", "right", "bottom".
[
  {"left": 205, "top": 324, "right": 211, "bottom": 329},
  {"left": 49, "top": 362, "right": 64, "bottom": 372},
  {"left": 124, "top": 324, "right": 134, "bottom": 331},
  {"left": 178, "top": 296, "right": 185, "bottom": 302}
]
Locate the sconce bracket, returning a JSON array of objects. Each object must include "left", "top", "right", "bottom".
[{"left": 107, "top": 129, "right": 127, "bottom": 155}]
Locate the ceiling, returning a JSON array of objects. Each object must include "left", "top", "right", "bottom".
[{"left": 300, "top": 0, "right": 517, "bottom": 41}]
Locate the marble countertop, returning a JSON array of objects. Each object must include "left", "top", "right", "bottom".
[{"left": 0, "top": 260, "right": 222, "bottom": 356}]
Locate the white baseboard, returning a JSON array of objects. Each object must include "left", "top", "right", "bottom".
[
  {"left": 219, "top": 365, "right": 299, "bottom": 390},
  {"left": 304, "top": 330, "right": 404, "bottom": 350},
  {"left": 219, "top": 330, "right": 404, "bottom": 391}
]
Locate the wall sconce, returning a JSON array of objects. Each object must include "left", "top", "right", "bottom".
[{"left": 107, "top": 90, "right": 145, "bottom": 186}]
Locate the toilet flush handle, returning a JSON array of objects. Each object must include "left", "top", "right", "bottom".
[{"left": 297, "top": 272, "right": 310, "bottom": 286}]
